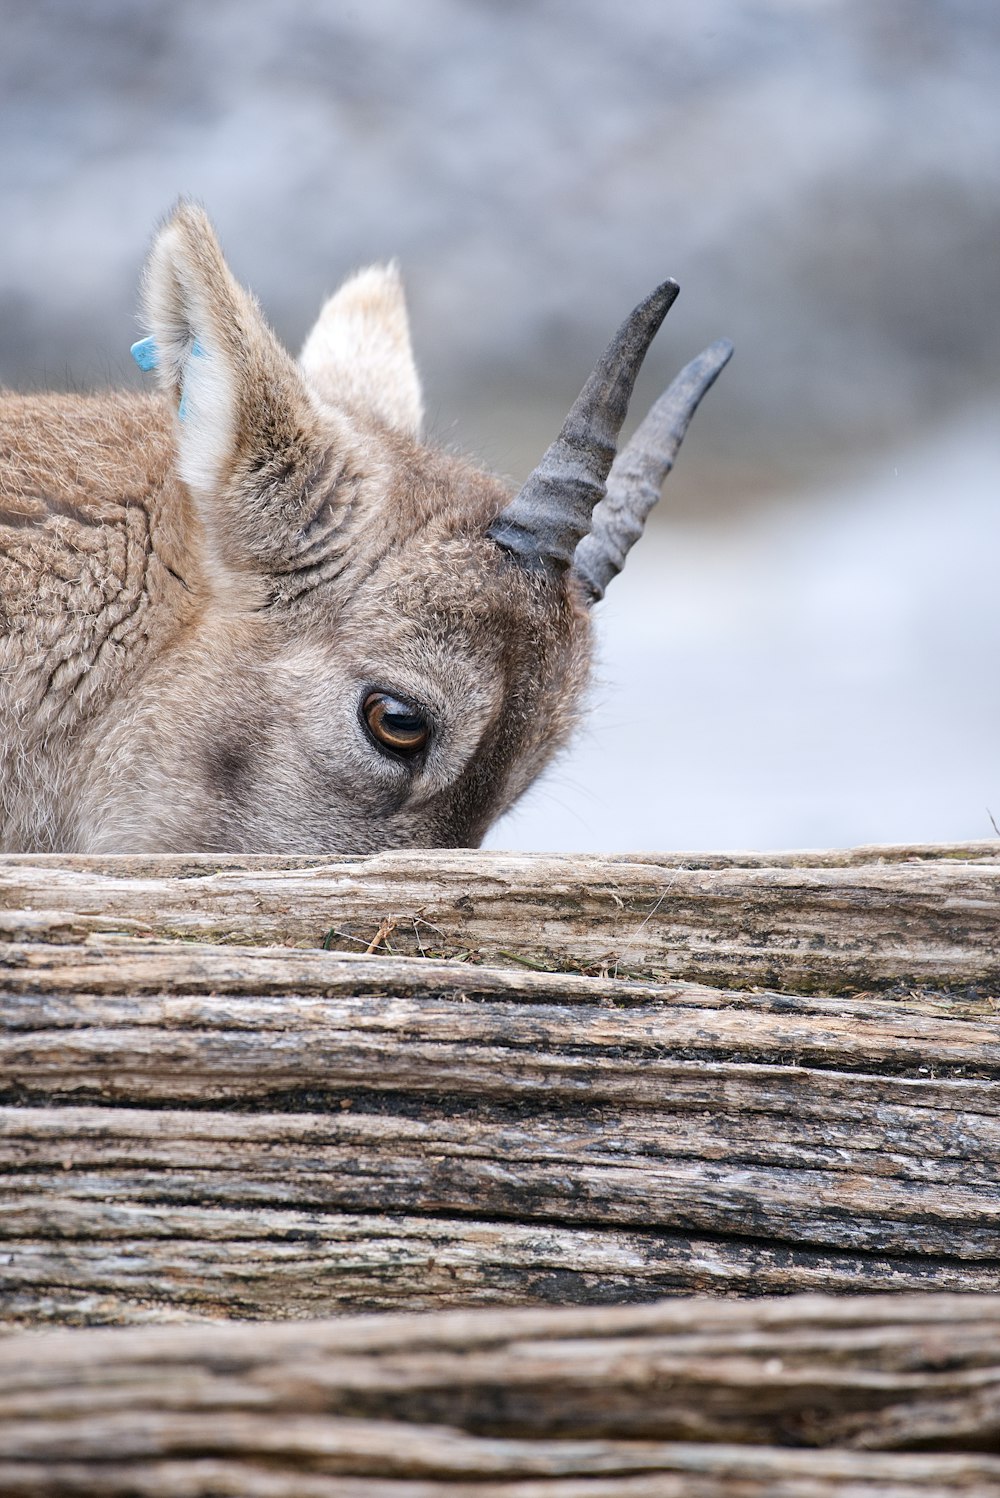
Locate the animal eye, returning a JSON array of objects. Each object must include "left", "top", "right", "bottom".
[{"left": 362, "top": 691, "right": 430, "bottom": 756}]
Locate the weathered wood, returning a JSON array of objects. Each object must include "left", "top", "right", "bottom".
[
  {"left": 6, "top": 1100, "right": 996, "bottom": 1249},
  {"left": 2, "top": 844, "right": 999, "bottom": 991},
  {"left": 0, "top": 1296, "right": 998, "bottom": 1495},
  {"left": 6, "top": 1451, "right": 1000, "bottom": 1497},
  {"left": 2, "top": 849, "right": 999, "bottom": 1490},
  {"left": 2, "top": 936, "right": 998, "bottom": 1323},
  {"left": 9, "top": 1209, "right": 1000, "bottom": 1330},
  {"left": 5, "top": 941, "right": 998, "bottom": 1093}
]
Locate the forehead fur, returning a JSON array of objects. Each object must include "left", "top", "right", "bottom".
[
  {"left": 271, "top": 434, "right": 594, "bottom": 835},
  {"left": 297, "top": 432, "right": 591, "bottom": 681}
]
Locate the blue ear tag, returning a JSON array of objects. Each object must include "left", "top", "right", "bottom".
[
  {"left": 130, "top": 336, "right": 158, "bottom": 371},
  {"left": 132, "top": 337, "right": 205, "bottom": 421}
]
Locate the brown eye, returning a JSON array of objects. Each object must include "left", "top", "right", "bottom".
[{"left": 362, "top": 691, "right": 430, "bottom": 756}]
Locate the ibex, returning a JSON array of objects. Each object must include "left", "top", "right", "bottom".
[{"left": 0, "top": 205, "right": 730, "bottom": 853}]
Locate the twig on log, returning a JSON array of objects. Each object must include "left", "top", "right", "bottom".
[{"left": 2, "top": 845, "right": 999, "bottom": 992}]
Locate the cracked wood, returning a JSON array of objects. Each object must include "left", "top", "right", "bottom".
[
  {"left": 2, "top": 844, "right": 999, "bottom": 991},
  {"left": 1, "top": 931, "right": 997, "bottom": 1324},
  {"left": 0, "top": 1295, "right": 998, "bottom": 1494}
]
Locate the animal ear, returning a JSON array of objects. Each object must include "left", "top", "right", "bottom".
[
  {"left": 139, "top": 202, "right": 334, "bottom": 575},
  {"left": 299, "top": 263, "right": 423, "bottom": 440}
]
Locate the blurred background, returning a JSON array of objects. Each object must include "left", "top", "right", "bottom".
[{"left": 2, "top": 0, "right": 998, "bottom": 852}]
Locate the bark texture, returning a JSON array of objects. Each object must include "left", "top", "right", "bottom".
[
  {"left": 0, "top": 1295, "right": 998, "bottom": 1495},
  {"left": 1, "top": 841, "right": 998, "bottom": 1325},
  {"left": 2, "top": 845, "right": 999, "bottom": 1491},
  {"left": 2, "top": 843, "right": 999, "bottom": 991}
]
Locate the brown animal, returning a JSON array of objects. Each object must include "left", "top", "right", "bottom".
[{"left": 0, "top": 205, "right": 730, "bottom": 853}]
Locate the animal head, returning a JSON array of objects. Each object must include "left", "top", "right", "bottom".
[{"left": 122, "top": 204, "right": 730, "bottom": 853}]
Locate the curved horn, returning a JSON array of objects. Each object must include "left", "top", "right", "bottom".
[
  {"left": 572, "top": 338, "right": 733, "bottom": 603},
  {"left": 486, "top": 280, "right": 680, "bottom": 571}
]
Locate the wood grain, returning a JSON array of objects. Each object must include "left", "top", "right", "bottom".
[
  {"left": 5, "top": 1450, "right": 1000, "bottom": 1497},
  {"left": 2, "top": 846, "right": 1000, "bottom": 1490},
  {"left": 2, "top": 934, "right": 998, "bottom": 1323},
  {"left": 0, "top": 1295, "right": 998, "bottom": 1494},
  {"left": 3, "top": 844, "right": 999, "bottom": 991}
]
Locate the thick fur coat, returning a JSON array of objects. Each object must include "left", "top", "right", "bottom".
[{"left": 0, "top": 207, "right": 590, "bottom": 852}]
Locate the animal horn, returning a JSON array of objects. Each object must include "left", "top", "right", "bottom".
[
  {"left": 572, "top": 338, "right": 733, "bottom": 603},
  {"left": 486, "top": 280, "right": 680, "bottom": 571}
]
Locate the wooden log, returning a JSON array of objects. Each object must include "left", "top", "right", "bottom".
[
  {"left": 2, "top": 938, "right": 998, "bottom": 1323},
  {"left": 2, "top": 852, "right": 999, "bottom": 1490},
  {"left": 6, "top": 1450, "right": 1000, "bottom": 1497},
  {"left": 2, "top": 844, "right": 999, "bottom": 991},
  {"left": 5, "top": 1100, "right": 997, "bottom": 1253},
  {"left": 8, "top": 1209, "right": 1000, "bottom": 1330},
  {"left": 0, "top": 1295, "right": 998, "bottom": 1495}
]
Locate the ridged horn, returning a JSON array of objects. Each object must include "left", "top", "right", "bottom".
[
  {"left": 486, "top": 280, "right": 680, "bottom": 571},
  {"left": 573, "top": 338, "right": 734, "bottom": 603}
]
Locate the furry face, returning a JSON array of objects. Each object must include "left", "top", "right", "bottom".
[{"left": 0, "top": 204, "right": 728, "bottom": 853}]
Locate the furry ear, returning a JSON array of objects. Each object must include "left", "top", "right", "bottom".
[
  {"left": 140, "top": 203, "right": 336, "bottom": 577},
  {"left": 299, "top": 263, "right": 423, "bottom": 440}
]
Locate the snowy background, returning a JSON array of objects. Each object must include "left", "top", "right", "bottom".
[{"left": 2, "top": 0, "right": 998, "bottom": 852}]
